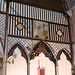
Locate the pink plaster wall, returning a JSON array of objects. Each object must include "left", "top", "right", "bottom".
[
  {"left": 6, "top": 51, "right": 27, "bottom": 75},
  {"left": 6, "top": 51, "right": 71, "bottom": 75}
]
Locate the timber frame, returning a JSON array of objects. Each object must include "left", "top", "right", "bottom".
[{"left": 0, "top": 0, "right": 74, "bottom": 75}]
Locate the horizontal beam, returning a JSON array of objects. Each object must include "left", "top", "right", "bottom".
[
  {"left": 8, "top": 34, "right": 71, "bottom": 44},
  {"left": 9, "top": 14, "right": 68, "bottom": 27},
  {"left": 0, "top": 11, "right": 7, "bottom": 14}
]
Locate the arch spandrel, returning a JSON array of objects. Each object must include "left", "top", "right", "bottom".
[{"left": 30, "top": 41, "right": 56, "bottom": 63}]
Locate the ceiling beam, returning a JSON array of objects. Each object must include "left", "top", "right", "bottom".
[{"left": 6, "top": 0, "right": 65, "bottom": 13}]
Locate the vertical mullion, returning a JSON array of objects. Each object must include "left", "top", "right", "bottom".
[
  {"left": 29, "top": 19, "right": 30, "bottom": 37},
  {"left": 27, "top": 19, "right": 28, "bottom": 37},
  {"left": 13, "top": 2, "right": 14, "bottom": 15},
  {"left": 51, "top": 24, "right": 53, "bottom": 40},
  {"left": 55, "top": 24, "right": 57, "bottom": 41},
  {"left": 44, "top": 9, "right": 45, "bottom": 21},
  {"left": 62, "top": 26, "right": 64, "bottom": 41},
  {"left": 64, "top": 26, "right": 67, "bottom": 42},
  {"left": 17, "top": 17, "right": 18, "bottom": 35},
  {"left": 57, "top": 25, "right": 58, "bottom": 41},
  {"left": 9, "top": 3, "right": 11, "bottom": 34},
  {"left": 24, "top": 19, "right": 26, "bottom": 36},
  {"left": 25, "top": 5, "right": 26, "bottom": 17},
  {"left": 14, "top": 3, "right": 16, "bottom": 35},
  {"left": 29, "top": 6, "right": 30, "bottom": 18},
  {"left": 22, "top": 18, "right": 23, "bottom": 36},
  {"left": 40, "top": 8, "right": 41, "bottom": 20},
  {"left": 31, "top": 6, "right": 32, "bottom": 18},
  {"left": 63, "top": 26, "right": 65, "bottom": 42},
  {"left": 52, "top": 24, "right": 54, "bottom": 40},
  {"left": 67, "top": 27, "right": 69, "bottom": 42},
  {"left": 0, "top": 0, "right": 2, "bottom": 11},
  {"left": 19, "top": 4, "right": 21, "bottom": 36},
  {"left": 12, "top": 16, "right": 13, "bottom": 35},
  {"left": 42, "top": 9, "right": 43, "bottom": 21},
  {"left": 32, "top": 20, "right": 33, "bottom": 37},
  {"left": 22, "top": 5, "right": 23, "bottom": 36},
  {"left": 48, "top": 10, "right": 49, "bottom": 22},
  {"left": 17, "top": 4, "right": 19, "bottom": 35},
  {"left": 36, "top": 8, "right": 37, "bottom": 19},
  {"left": 48, "top": 23, "right": 50, "bottom": 40},
  {"left": 53, "top": 24, "right": 55, "bottom": 41},
  {"left": 14, "top": 16, "right": 16, "bottom": 35},
  {"left": 27, "top": 6, "right": 28, "bottom": 37},
  {"left": 3, "top": 0, "right": 4, "bottom": 11},
  {"left": 38, "top": 8, "right": 39, "bottom": 20},
  {"left": 9, "top": 16, "right": 11, "bottom": 34}
]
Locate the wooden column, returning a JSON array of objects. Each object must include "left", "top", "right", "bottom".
[
  {"left": 69, "top": 8, "right": 75, "bottom": 75},
  {"left": 3, "top": 1, "right": 9, "bottom": 75},
  {"left": 0, "top": 58, "right": 3, "bottom": 63},
  {"left": 55, "top": 60, "right": 59, "bottom": 75},
  {"left": 27, "top": 58, "right": 30, "bottom": 75}
]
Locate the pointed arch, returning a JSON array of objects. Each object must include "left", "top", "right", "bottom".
[
  {"left": 57, "top": 49, "right": 71, "bottom": 63},
  {"left": 0, "top": 39, "right": 4, "bottom": 63},
  {"left": 8, "top": 42, "right": 29, "bottom": 63},
  {"left": 0, "top": 38, "right": 4, "bottom": 56},
  {"left": 30, "top": 41, "right": 56, "bottom": 63}
]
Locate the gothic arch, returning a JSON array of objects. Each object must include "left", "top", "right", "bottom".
[
  {"left": 8, "top": 42, "right": 29, "bottom": 63},
  {"left": 0, "top": 39, "right": 4, "bottom": 55},
  {"left": 57, "top": 49, "right": 72, "bottom": 63},
  {"left": 30, "top": 41, "right": 56, "bottom": 63}
]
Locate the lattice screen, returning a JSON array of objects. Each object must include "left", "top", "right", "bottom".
[{"left": 7, "top": 37, "right": 71, "bottom": 58}]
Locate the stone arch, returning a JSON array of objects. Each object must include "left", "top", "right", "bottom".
[
  {"left": 57, "top": 49, "right": 72, "bottom": 63},
  {"left": 8, "top": 42, "right": 29, "bottom": 63},
  {"left": 30, "top": 41, "right": 56, "bottom": 63}
]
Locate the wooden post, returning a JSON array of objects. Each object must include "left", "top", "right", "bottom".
[
  {"left": 55, "top": 60, "right": 59, "bottom": 75},
  {"left": 0, "top": 58, "right": 3, "bottom": 63},
  {"left": 67, "top": 14, "right": 74, "bottom": 75},
  {"left": 3, "top": 1, "right": 9, "bottom": 75},
  {"left": 27, "top": 57, "right": 30, "bottom": 75}
]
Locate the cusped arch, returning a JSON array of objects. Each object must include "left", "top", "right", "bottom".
[
  {"left": 8, "top": 43, "right": 29, "bottom": 63},
  {"left": 57, "top": 49, "right": 72, "bottom": 63},
  {"left": 30, "top": 41, "right": 56, "bottom": 63}
]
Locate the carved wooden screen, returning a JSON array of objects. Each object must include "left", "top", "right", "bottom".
[{"left": 0, "top": 1, "right": 72, "bottom": 75}]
